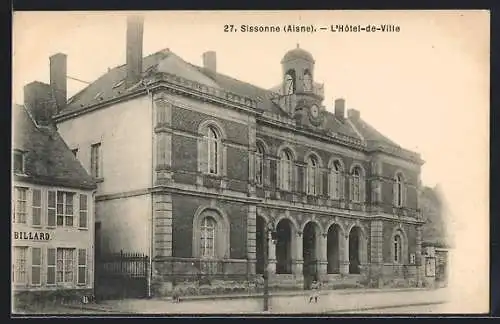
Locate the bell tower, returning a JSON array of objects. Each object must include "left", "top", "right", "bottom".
[{"left": 279, "top": 44, "right": 325, "bottom": 128}]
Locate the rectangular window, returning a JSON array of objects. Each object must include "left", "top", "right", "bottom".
[
  {"left": 32, "top": 189, "right": 42, "bottom": 226},
  {"left": 57, "top": 248, "right": 75, "bottom": 284},
  {"left": 79, "top": 194, "right": 88, "bottom": 228},
  {"left": 77, "top": 249, "right": 87, "bottom": 285},
  {"left": 13, "top": 151, "right": 25, "bottom": 174},
  {"left": 47, "top": 248, "right": 56, "bottom": 285},
  {"left": 31, "top": 247, "right": 42, "bottom": 285},
  {"left": 14, "top": 187, "right": 28, "bottom": 224},
  {"left": 91, "top": 143, "right": 102, "bottom": 179},
  {"left": 13, "top": 247, "right": 28, "bottom": 284},
  {"left": 47, "top": 191, "right": 56, "bottom": 227},
  {"left": 71, "top": 148, "right": 78, "bottom": 157},
  {"left": 56, "top": 191, "right": 74, "bottom": 227}
]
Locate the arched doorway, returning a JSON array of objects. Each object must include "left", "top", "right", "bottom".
[
  {"left": 327, "top": 224, "right": 341, "bottom": 274},
  {"left": 255, "top": 216, "right": 267, "bottom": 274},
  {"left": 276, "top": 219, "right": 293, "bottom": 274},
  {"left": 349, "top": 227, "right": 362, "bottom": 274},
  {"left": 303, "top": 221, "right": 320, "bottom": 288}
]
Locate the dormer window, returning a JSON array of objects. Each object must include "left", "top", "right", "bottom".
[{"left": 13, "top": 150, "right": 25, "bottom": 174}]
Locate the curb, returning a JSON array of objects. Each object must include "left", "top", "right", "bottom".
[
  {"left": 320, "top": 301, "right": 448, "bottom": 314},
  {"left": 162, "top": 287, "right": 435, "bottom": 302},
  {"left": 64, "top": 300, "right": 448, "bottom": 315}
]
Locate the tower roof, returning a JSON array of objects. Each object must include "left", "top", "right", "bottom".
[{"left": 281, "top": 44, "right": 314, "bottom": 63}]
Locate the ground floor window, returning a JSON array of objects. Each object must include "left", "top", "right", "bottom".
[
  {"left": 56, "top": 248, "right": 75, "bottom": 284},
  {"left": 13, "top": 246, "right": 28, "bottom": 284},
  {"left": 12, "top": 246, "right": 89, "bottom": 288}
]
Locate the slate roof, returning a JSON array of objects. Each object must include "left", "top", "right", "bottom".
[
  {"left": 59, "top": 48, "right": 402, "bottom": 149},
  {"left": 12, "top": 104, "right": 97, "bottom": 190}
]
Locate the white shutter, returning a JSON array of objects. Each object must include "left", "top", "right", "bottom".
[
  {"left": 361, "top": 176, "right": 366, "bottom": 203},
  {"left": 393, "top": 180, "right": 397, "bottom": 206},
  {"left": 199, "top": 137, "right": 208, "bottom": 173},
  {"left": 276, "top": 159, "right": 281, "bottom": 190},
  {"left": 264, "top": 158, "right": 271, "bottom": 187}
]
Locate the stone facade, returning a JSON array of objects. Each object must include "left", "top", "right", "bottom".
[{"left": 47, "top": 19, "right": 426, "bottom": 296}]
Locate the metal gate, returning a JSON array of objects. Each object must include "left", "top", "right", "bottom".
[{"left": 95, "top": 251, "right": 149, "bottom": 300}]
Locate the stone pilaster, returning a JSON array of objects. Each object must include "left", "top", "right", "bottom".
[
  {"left": 340, "top": 234, "right": 349, "bottom": 275},
  {"left": 416, "top": 225, "right": 424, "bottom": 287},
  {"left": 153, "top": 192, "right": 173, "bottom": 257},
  {"left": 153, "top": 95, "right": 173, "bottom": 185},
  {"left": 247, "top": 205, "right": 257, "bottom": 275},
  {"left": 268, "top": 231, "right": 277, "bottom": 274},
  {"left": 292, "top": 231, "right": 303, "bottom": 276},
  {"left": 318, "top": 233, "right": 328, "bottom": 280},
  {"left": 370, "top": 220, "right": 384, "bottom": 286}
]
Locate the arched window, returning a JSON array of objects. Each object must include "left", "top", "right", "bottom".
[
  {"left": 306, "top": 155, "right": 320, "bottom": 195},
  {"left": 284, "top": 70, "right": 296, "bottom": 95},
  {"left": 255, "top": 143, "right": 265, "bottom": 185},
  {"left": 205, "top": 126, "right": 219, "bottom": 175},
  {"left": 200, "top": 216, "right": 217, "bottom": 258},
  {"left": 393, "top": 234, "right": 402, "bottom": 263},
  {"left": 279, "top": 150, "right": 294, "bottom": 191},
  {"left": 394, "top": 173, "right": 405, "bottom": 207},
  {"left": 350, "top": 166, "right": 363, "bottom": 202},
  {"left": 303, "top": 70, "right": 312, "bottom": 92},
  {"left": 330, "top": 160, "right": 343, "bottom": 199}
]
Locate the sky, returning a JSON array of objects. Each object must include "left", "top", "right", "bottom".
[{"left": 12, "top": 12, "right": 490, "bottom": 307}]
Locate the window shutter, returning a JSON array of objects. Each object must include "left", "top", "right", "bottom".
[
  {"left": 199, "top": 137, "right": 208, "bottom": 173},
  {"left": 47, "top": 248, "right": 56, "bottom": 285},
  {"left": 340, "top": 172, "right": 345, "bottom": 199},
  {"left": 403, "top": 183, "right": 408, "bottom": 207},
  {"left": 360, "top": 175, "right": 366, "bottom": 203},
  {"left": 393, "top": 180, "right": 397, "bottom": 206},
  {"left": 47, "top": 190, "right": 56, "bottom": 227},
  {"left": 349, "top": 175, "right": 353, "bottom": 201},
  {"left": 264, "top": 158, "right": 271, "bottom": 187},
  {"left": 276, "top": 159, "right": 281, "bottom": 189},
  {"left": 316, "top": 167, "right": 322, "bottom": 195},
  {"left": 218, "top": 141, "right": 224, "bottom": 176}
]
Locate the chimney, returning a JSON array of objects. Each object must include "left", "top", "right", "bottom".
[
  {"left": 334, "top": 98, "right": 345, "bottom": 120},
  {"left": 24, "top": 81, "right": 57, "bottom": 126},
  {"left": 125, "top": 15, "right": 144, "bottom": 88},
  {"left": 202, "top": 51, "right": 217, "bottom": 77},
  {"left": 49, "top": 53, "right": 67, "bottom": 113},
  {"left": 348, "top": 109, "right": 360, "bottom": 121}
]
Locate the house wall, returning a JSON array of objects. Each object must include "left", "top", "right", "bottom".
[
  {"left": 56, "top": 96, "right": 153, "bottom": 196},
  {"left": 95, "top": 194, "right": 151, "bottom": 255}
]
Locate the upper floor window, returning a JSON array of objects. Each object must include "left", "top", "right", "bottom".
[
  {"left": 206, "top": 127, "right": 219, "bottom": 175},
  {"left": 255, "top": 143, "right": 265, "bottom": 185},
  {"left": 350, "top": 166, "right": 364, "bottom": 203},
  {"left": 71, "top": 148, "right": 78, "bottom": 158},
  {"left": 56, "top": 191, "right": 74, "bottom": 227},
  {"left": 306, "top": 155, "right": 321, "bottom": 195},
  {"left": 279, "top": 149, "right": 294, "bottom": 191},
  {"left": 13, "top": 150, "right": 25, "bottom": 174},
  {"left": 199, "top": 122, "right": 225, "bottom": 176},
  {"left": 91, "top": 143, "right": 102, "bottom": 179},
  {"left": 329, "top": 160, "right": 343, "bottom": 199},
  {"left": 394, "top": 173, "right": 406, "bottom": 207},
  {"left": 13, "top": 187, "right": 28, "bottom": 224}
]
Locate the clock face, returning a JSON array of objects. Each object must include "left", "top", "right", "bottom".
[{"left": 310, "top": 104, "right": 319, "bottom": 118}]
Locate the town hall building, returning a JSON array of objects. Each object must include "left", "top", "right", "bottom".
[{"left": 26, "top": 16, "right": 426, "bottom": 295}]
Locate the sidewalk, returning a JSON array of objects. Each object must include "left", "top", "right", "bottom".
[{"left": 64, "top": 287, "right": 449, "bottom": 314}]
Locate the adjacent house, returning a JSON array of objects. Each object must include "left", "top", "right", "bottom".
[{"left": 12, "top": 100, "right": 96, "bottom": 306}]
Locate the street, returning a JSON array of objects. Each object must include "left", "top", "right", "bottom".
[{"left": 13, "top": 287, "right": 452, "bottom": 315}]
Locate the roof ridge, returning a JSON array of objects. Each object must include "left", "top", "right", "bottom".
[{"left": 67, "top": 50, "right": 169, "bottom": 103}]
